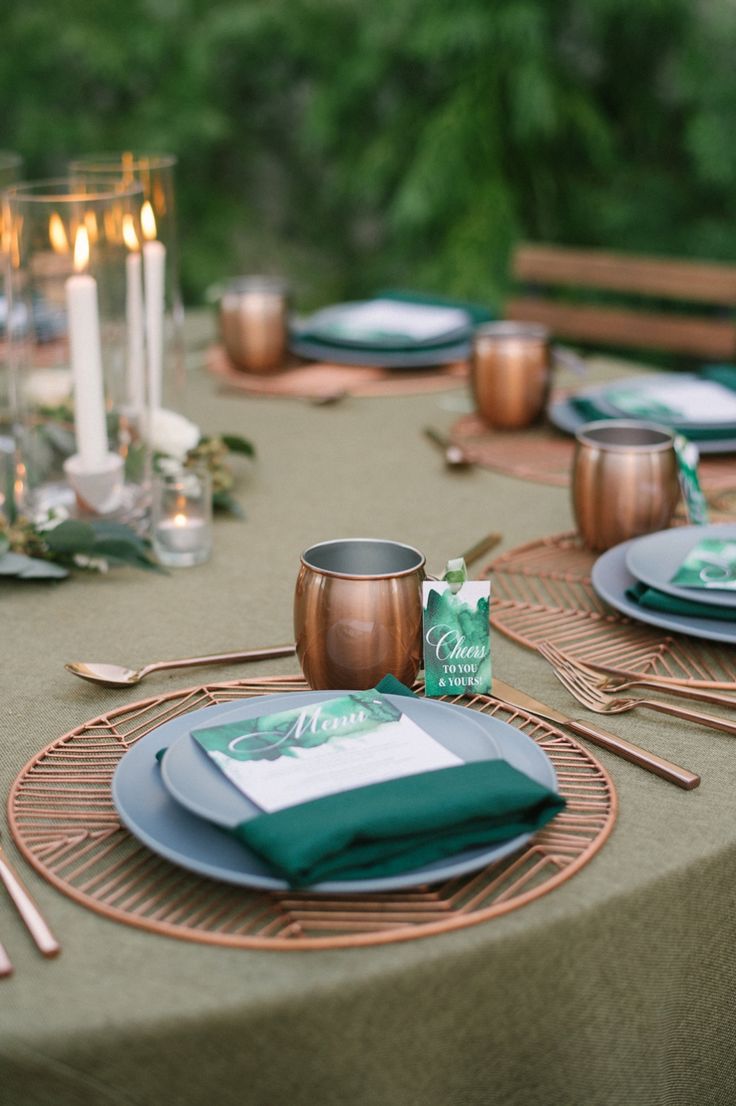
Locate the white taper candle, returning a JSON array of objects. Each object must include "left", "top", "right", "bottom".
[
  {"left": 143, "top": 239, "right": 166, "bottom": 412},
  {"left": 126, "top": 251, "right": 145, "bottom": 412},
  {"left": 65, "top": 271, "right": 107, "bottom": 470}
]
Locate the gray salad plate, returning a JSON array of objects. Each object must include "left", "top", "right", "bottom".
[
  {"left": 591, "top": 540, "right": 736, "bottom": 645},
  {"left": 625, "top": 524, "right": 736, "bottom": 611}
]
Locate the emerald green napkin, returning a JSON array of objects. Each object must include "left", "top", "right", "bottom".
[
  {"left": 232, "top": 677, "right": 564, "bottom": 886},
  {"left": 570, "top": 365, "right": 736, "bottom": 440},
  {"left": 298, "top": 290, "right": 494, "bottom": 352},
  {"left": 235, "top": 759, "right": 565, "bottom": 886},
  {"left": 626, "top": 581, "right": 736, "bottom": 622}
]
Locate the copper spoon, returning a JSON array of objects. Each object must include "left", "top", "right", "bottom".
[
  {"left": 65, "top": 644, "right": 297, "bottom": 688},
  {"left": 423, "top": 426, "right": 471, "bottom": 469}
]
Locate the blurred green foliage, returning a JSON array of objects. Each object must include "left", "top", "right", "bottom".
[{"left": 2, "top": 0, "right": 735, "bottom": 309}]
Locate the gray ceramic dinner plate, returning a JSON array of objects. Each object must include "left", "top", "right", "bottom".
[
  {"left": 591, "top": 540, "right": 736, "bottom": 645},
  {"left": 625, "top": 524, "right": 736, "bottom": 610},
  {"left": 112, "top": 692, "right": 557, "bottom": 894},
  {"left": 546, "top": 398, "right": 736, "bottom": 455},
  {"left": 288, "top": 332, "right": 471, "bottom": 369}
]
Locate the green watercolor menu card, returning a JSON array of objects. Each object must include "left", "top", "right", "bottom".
[{"left": 671, "top": 538, "right": 736, "bottom": 592}]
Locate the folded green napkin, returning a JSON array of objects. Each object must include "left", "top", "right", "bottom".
[
  {"left": 626, "top": 581, "right": 736, "bottom": 622},
  {"left": 232, "top": 676, "right": 564, "bottom": 886},
  {"left": 375, "top": 289, "right": 495, "bottom": 328},
  {"left": 235, "top": 759, "right": 565, "bottom": 886},
  {"left": 298, "top": 290, "right": 494, "bottom": 352},
  {"left": 570, "top": 365, "right": 736, "bottom": 440}
]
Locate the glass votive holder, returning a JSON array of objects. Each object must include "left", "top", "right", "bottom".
[{"left": 151, "top": 463, "right": 212, "bottom": 568}]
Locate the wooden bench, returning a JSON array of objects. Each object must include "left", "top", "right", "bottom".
[{"left": 506, "top": 243, "right": 736, "bottom": 360}]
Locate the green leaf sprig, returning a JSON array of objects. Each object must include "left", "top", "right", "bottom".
[{"left": 0, "top": 514, "right": 163, "bottom": 581}]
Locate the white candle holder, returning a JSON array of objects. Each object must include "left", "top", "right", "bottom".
[
  {"left": 3, "top": 178, "right": 151, "bottom": 524},
  {"left": 63, "top": 452, "right": 124, "bottom": 516},
  {"left": 151, "top": 463, "right": 212, "bottom": 568}
]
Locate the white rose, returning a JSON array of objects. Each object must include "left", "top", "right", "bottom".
[
  {"left": 25, "top": 369, "right": 73, "bottom": 408},
  {"left": 148, "top": 408, "right": 201, "bottom": 460}
]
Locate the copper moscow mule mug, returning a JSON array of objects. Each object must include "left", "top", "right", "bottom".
[
  {"left": 471, "top": 322, "right": 554, "bottom": 430},
  {"left": 219, "top": 276, "right": 289, "bottom": 374},
  {"left": 294, "top": 538, "right": 426, "bottom": 690},
  {"left": 572, "top": 420, "right": 681, "bottom": 552}
]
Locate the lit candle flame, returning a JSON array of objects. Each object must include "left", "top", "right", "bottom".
[
  {"left": 141, "top": 201, "right": 157, "bottom": 241},
  {"left": 49, "top": 213, "right": 69, "bottom": 255},
  {"left": 84, "top": 210, "right": 99, "bottom": 244},
  {"left": 122, "top": 213, "right": 140, "bottom": 251},
  {"left": 73, "top": 225, "right": 90, "bottom": 272},
  {"left": 173, "top": 512, "right": 188, "bottom": 528}
]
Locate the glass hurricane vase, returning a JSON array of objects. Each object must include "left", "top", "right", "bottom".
[{"left": 3, "top": 177, "right": 150, "bottom": 523}]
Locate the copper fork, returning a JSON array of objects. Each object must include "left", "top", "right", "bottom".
[
  {"left": 538, "top": 642, "right": 736, "bottom": 737},
  {"left": 587, "top": 666, "right": 736, "bottom": 707}
]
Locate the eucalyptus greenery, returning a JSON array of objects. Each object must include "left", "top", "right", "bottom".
[
  {"left": 0, "top": 431, "right": 255, "bottom": 580},
  {"left": 184, "top": 433, "right": 255, "bottom": 518},
  {"left": 0, "top": 515, "right": 162, "bottom": 580}
]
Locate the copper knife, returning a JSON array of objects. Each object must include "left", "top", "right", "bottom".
[{"left": 493, "top": 677, "right": 700, "bottom": 791}]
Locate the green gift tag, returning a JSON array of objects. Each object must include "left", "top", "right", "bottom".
[
  {"left": 422, "top": 574, "right": 491, "bottom": 697},
  {"left": 674, "top": 435, "right": 709, "bottom": 526}
]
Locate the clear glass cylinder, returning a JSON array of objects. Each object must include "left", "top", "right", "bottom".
[
  {"left": 69, "top": 153, "right": 184, "bottom": 409},
  {"left": 151, "top": 461, "right": 212, "bottom": 568},
  {"left": 3, "top": 177, "right": 150, "bottom": 523},
  {"left": 0, "top": 152, "right": 23, "bottom": 515}
]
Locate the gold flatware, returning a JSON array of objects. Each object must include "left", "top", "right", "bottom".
[
  {"left": 493, "top": 676, "right": 700, "bottom": 790},
  {"left": 546, "top": 648, "right": 736, "bottom": 709},
  {"left": 423, "top": 426, "right": 471, "bottom": 469},
  {"left": 0, "top": 940, "right": 13, "bottom": 978},
  {"left": 66, "top": 644, "right": 298, "bottom": 688},
  {"left": 539, "top": 641, "right": 736, "bottom": 738},
  {"left": 0, "top": 831, "right": 60, "bottom": 957},
  {"left": 310, "top": 391, "right": 348, "bottom": 407},
  {"left": 459, "top": 531, "right": 502, "bottom": 567}
]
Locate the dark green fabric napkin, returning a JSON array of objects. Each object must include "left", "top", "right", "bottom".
[
  {"left": 235, "top": 759, "right": 565, "bottom": 886},
  {"left": 626, "top": 581, "right": 736, "bottom": 622},
  {"left": 375, "top": 289, "right": 495, "bottom": 328},
  {"left": 298, "top": 290, "right": 494, "bottom": 352},
  {"left": 231, "top": 676, "right": 564, "bottom": 886},
  {"left": 570, "top": 364, "right": 736, "bottom": 440}
]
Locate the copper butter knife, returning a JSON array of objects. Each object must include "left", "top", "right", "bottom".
[{"left": 493, "top": 678, "right": 700, "bottom": 791}]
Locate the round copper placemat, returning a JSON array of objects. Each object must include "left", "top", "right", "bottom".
[
  {"left": 450, "top": 410, "right": 736, "bottom": 497},
  {"left": 207, "top": 345, "right": 468, "bottom": 399},
  {"left": 8, "top": 676, "right": 615, "bottom": 950},
  {"left": 489, "top": 531, "right": 736, "bottom": 688}
]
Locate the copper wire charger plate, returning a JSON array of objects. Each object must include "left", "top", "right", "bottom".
[
  {"left": 8, "top": 676, "right": 615, "bottom": 950},
  {"left": 450, "top": 407, "right": 736, "bottom": 495},
  {"left": 488, "top": 531, "right": 736, "bottom": 688},
  {"left": 206, "top": 345, "right": 468, "bottom": 399}
]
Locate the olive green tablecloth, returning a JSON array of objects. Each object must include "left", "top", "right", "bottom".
[{"left": 1, "top": 319, "right": 735, "bottom": 1106}]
